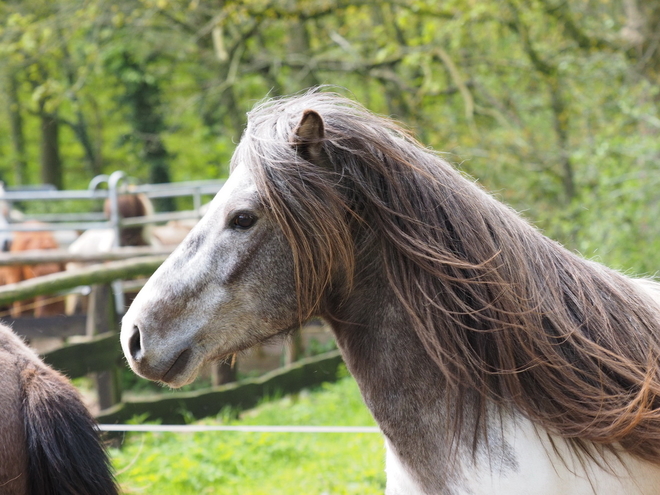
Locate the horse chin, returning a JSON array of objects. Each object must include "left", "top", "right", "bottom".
[
  {"left": 129, "top": 347, "right": 204, "bottom": 388},
  {"left": 159, "top": 364, "right": 201, "bottom": 388},
  {"left": 155, "top": 331, "right": 287, "bottom": 388},
  {"left": 161, "top": 374, "right": 198, "bottom": 389},
  {"left": 157, "top": 349, "right": 204, "bottom": 388}
]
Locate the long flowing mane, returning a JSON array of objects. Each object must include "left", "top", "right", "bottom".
[{"left": 235, "top": 90, "right": 660, "bottom": 463}]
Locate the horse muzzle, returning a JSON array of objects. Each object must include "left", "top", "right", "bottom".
[{"left": 121, "top": 320, "right": 195, "bottom": 386}]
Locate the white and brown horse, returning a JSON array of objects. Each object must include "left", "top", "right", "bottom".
[
  {"left": 66, "top": 193, "right": 158, "bottom": 315},
  {"left": 0, "top": 324, "right": 117, "bottom": 494},
  {"left": 121, "top": 91, "right": 660, "bottom": 494}
]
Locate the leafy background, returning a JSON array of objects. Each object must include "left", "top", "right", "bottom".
[{"left": 1, "top": 0, "right": 659, "bottom": 274}]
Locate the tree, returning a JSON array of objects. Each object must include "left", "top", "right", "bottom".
[
  {"left": 3, "top": 70, "right": 28, "bottom": 184},
  {"left": 0, "top": 0, "right": 658, "bottom": 272},
  {"left": 0, "top": 0, "right": 110, "bottom": 186},
  {"left": 107, "top": 49, "right": 174, "bottom": 210}
]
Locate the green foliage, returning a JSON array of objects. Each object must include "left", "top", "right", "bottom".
[
  {"left": 0, "top": 0, "right": 659, "bottom": 271},
  {"left": 111, "top": 374, "right": 385, "bottom": 494}
]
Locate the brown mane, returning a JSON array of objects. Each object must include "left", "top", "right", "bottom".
[{"left": 235, "top": 90, "right": 660, "bottom": 464}]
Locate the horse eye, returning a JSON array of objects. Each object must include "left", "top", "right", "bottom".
[{"left": 232, "top": 213, "right": 256, "bottom": 230}]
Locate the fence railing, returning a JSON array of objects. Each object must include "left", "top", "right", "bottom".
[
  {"left": 1, "top": 171, "right": 224, "bottom": 233},
  {"left": 1, "top": 171, "right": 224, "bottom": 314},
  {"left": 96, "top": 350, "right": 344, "bottom": 425}
]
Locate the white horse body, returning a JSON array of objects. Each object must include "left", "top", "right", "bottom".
[
  {"left": 387, "top": 417, "right": 660, "bottom": 495},
  {"left": 121, "top": 94, "right": 660, "bottom": 495}
]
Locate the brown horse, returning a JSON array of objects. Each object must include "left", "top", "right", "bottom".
[
  {"left": 121, "top": 91, "right": 660, "bottom": 494},
  {"left": 0, "top": 222, "right": 64, "bottom": 317},
  {"left": 0, "top": 324, "right": 117, "bottom": 494}
]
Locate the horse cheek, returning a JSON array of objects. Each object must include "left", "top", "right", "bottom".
[{"left": 245, "top": 237, "right": 299, "bottom": 334}]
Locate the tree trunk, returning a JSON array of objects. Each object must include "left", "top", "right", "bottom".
[
  {"left": 116, "top": 51, "right": 173, "bottom": 210},
  {"left": 506, "top": 2, "right": 575, "bottom": 202},
  {"left": 288, "top": 19, "right": 318, "bottom": 90},
  {"left": 39, "top": 110, "right": 62, "bottom": 189},
  {"left": 57, "top": 25, "right": 103, "bottom": 177},
  {"left": 71, "top": 111, "right": 102, "bottom": 177},
  {"left": 6, "top": 73, "right": 28, "bottom": 185},
  {"left": 146, "top": 138, "right": 175, "bottom": 211},
  {"left": 549, "top": 78, "right": 575, "bottom": 202}
]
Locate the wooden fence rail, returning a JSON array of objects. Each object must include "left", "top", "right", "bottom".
[
  {"left": 43, "top": 332, "right": 122, "bottom": 377},
  {"left": 6, "top": 314, "right": 87, "bottom": 339},
  {"left": 96, "top": 351, "right": 343, "bottom": 424},
  {"left": 0, "top": 245, "right": 175, "bottom": 266},
  {"left": 0, "top": 255, "right": 166, "bottom": 305}
]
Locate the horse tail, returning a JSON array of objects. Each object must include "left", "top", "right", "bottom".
[{"left": 21, "top": 359, "right": 118, "bottom": 495}]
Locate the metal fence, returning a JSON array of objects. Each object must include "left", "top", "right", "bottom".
[
  {"left": 0, "top": 170, "right": 224, "bottom": 235},
  {"left": 0, "top": 171, "right": 225, "bottom": 313}
]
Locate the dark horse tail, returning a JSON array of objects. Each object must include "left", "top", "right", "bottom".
[{"left": 21, "top": 359, "right": 118, "bottom": 495}]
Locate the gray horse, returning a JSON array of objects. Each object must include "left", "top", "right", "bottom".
[{"left": 121, "top": 91, "right": 660, "bottom": 495}]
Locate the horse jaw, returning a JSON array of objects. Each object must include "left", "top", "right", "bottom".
[{"left": 120, "top": 163, "right": 299, "bottom": 387}]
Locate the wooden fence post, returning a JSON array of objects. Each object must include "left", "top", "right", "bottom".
[
  {"left": 211, "top": 361, "right": 237, "bottom": 386},
  {"left": 284, "top": 328, "right": 305, "bottom": 366},
  {"left": 86, "top": 284, "right": 122, "bottom": 410}
]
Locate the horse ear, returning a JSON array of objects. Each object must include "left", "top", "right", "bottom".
[{"left": 291, "top": 109, "right": 328, "bottom": 166}]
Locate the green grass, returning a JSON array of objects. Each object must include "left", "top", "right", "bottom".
[{"left": 111, "top": 373, "right": 386, "bottom": 494}]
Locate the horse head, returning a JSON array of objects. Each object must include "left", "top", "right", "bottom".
[{"left": 120, "top": 113, "right": 328, "bottom": 386}]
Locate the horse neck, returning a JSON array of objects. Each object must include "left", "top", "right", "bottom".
[
  {"left": 326, "top": 276, "right": 445, "bottom": 406},
  {"left": 323, "top": 269, "right": 485, "bottom": 492}
]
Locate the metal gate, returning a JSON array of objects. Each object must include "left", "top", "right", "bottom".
[{"left": 0, "top": 171, "right": 225, "bottom": 313}]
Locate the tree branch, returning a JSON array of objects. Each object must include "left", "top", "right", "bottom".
[{"left": 540, "top": 0, "right": 616, "bottom": 51}]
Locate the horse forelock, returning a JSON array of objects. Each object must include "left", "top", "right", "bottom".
[{"left": 238, "top": 90, "right": 660, "bottom": 464}]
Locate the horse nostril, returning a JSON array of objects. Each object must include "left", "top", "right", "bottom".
[{"left": 128, "top": 325, "right": 143, "bottom": 362}]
